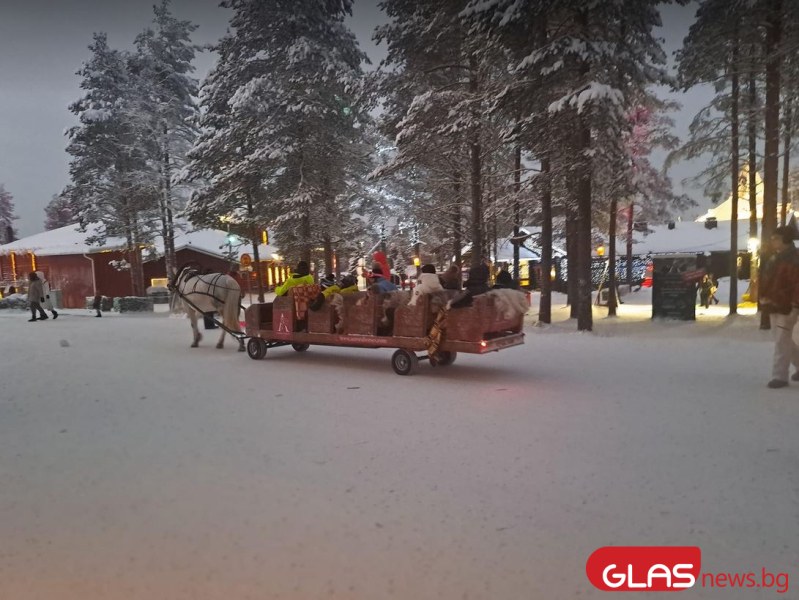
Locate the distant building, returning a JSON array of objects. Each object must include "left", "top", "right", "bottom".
[{"left": 0, "top": 224, "right": 287, "bottom": 307}]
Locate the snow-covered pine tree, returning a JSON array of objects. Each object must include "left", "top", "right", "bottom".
[
  {"left": 675, "top": 0, "right": 763, "bottom": 313},
  {"left": 43, "top": 193, "right": 77, "bottom": 230},
  {"left": 185, "top": 0, "right": 369, "bottom": 281},
  {"left": 0, "top": 184, "right": 17, "bottom": 244},
  {"left": 779, "top": 1, "right": 799, "bottom": 226},
  {"left": 374, "top": 0, "right": 515, "bottom": 268},
  {"left": 133, "top": 0, "right": 200, "bottom": 280},
  {"left": 65, "top": 33, "right": 157, "bottom": 296},
  {"left": 465, "top": 0, "right": 677, "bottom": 330}
]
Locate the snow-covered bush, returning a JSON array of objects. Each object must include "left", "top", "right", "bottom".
[
  {"left": 0, "top": 293, "right": 28, "bottom": 310},
  {"left": 113, "top": 296, "right": 154, "bottom": 313}
]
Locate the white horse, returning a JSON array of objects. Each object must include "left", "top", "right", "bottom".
[{"left": 170, "top": 265, "right": 245, "bottom": 351}]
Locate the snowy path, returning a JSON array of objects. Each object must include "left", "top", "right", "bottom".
[{"left": 1, "top": 305, "right": 797, "bottom": 599}]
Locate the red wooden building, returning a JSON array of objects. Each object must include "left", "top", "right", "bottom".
[{"left": 0, "top": 224, "right": 287, "bottom": 308}]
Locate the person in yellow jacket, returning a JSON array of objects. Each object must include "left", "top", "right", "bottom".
[
  {"left": 275, "top": 261, "right": 314, "bottom": 296},
  {"left": 321, "top": 274, "right": 359, "bottom": 298}
]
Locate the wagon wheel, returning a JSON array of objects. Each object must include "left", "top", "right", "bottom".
[
  {"left": 292, "top": 343, "right": 310, "bottom": 352},
  {"left": 247, "top": 338, "right": 267, "bottom": 360},
  {"left": 435, "top": 351, "right": 457, "bottom": 366},
  {"left": 391, "top": 349, "right": 418, "bottom": 376}
]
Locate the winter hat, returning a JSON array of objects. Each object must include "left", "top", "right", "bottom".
[
  {"left": 496, "top": 270, "right": 514, "bottom": 287},
  {"left": 773, "top": 226, "right": 795, "bottom": 244},
  {"left": 295, "top": 261, "right": 310, "bottom": 276},
  {"left": 421, "top": 264, "right": 436, "bottom": 274}
]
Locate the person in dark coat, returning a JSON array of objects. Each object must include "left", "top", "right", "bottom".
[
  {"left": 92, "top": 292, "right": 103, "bottom": 317},
  {"left": 493, "top": 270, "right": 520, "bottom": 290},
  {"left": 439, "top": 264, "right": 462, "bottom": 290},
  {"left": 449, "top": 263, "right": 490, "bottom": 309},
  {"left": 760, "top": 226, "right": 799, "bottom": 388},
  {"left": 698, "top": 274, "right": 713, "bottom": 308},
  {"left": 27, "top": 272, "right": 48, "bottom": 321}
]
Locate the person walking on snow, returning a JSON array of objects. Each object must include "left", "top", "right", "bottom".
[
  {"left": 27, "top": 272, "right": 48, "bottom": 322},
  {"left": 35, "top": 270, "right": 58, "bottom": 319},
  {"left": 760, "top": 226, "right": 799, "bottom": 388},
  {"left": 92, "top": 292, "right": 103, "bottom": 317}
]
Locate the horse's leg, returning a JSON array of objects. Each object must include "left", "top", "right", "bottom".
[
  {"left": 188, "top": 308, "right": 202, "bottom": 347},
  {"left": 216, "top": 327, "right": 225, "bottom": 349}
]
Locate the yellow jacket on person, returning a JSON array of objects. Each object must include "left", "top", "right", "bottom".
[
  {"left": 321, "top": 284, "right": 359, "bottom": 298},
  {"left": 275, "top": 274, "right": 315, "bottom": 297}
]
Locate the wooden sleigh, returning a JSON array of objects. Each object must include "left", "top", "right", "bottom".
[{"left": 244, "top": 286, "right": 524, "bottom": 375}]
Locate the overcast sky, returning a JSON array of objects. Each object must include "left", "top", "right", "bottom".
[{"left": 0, "top": 0, "right": 706, "bottom": 238}]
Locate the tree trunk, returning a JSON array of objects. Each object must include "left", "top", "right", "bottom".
[
  {"left": 323, "top": 236, "right": 334, "bottom": 276},
  {"left": 781, "top": 102, "right": 792, "bottom": 226},
  {"left": 453, "top": 172, "right": 462, "bottom": 265},
  {"left": 301, "top": 211, "right": 312, "bottom": 266},
  {"left": 247, "top": 193, "right": 265, "bottom": 302},
  {"left": 761, "top": 0, "right": 782, "bottom": 329},
  {"left": 163, "top": 124, "right": 176, "bottom": 281},
  {"left": 566, "top": 213, "right": 577, "bottom": 317},
  {"left": 576, "top": 118, "right": 593, "bottom": 331},
  {"left": 128, "top": 225, "right": 145, "bottom": 297},
  {"left": 626, "top": 202, "right": 634, "bottom": 292},
  {"left": 469, "top": 57, "right": 483, "bottom": 267},
  {"left": 513, "top": 145, "right": 521, "bottom": 280},
  {"left": 539, "top": 157, "right": 552, "bottom": 324},
  {"left": 730, "top": 25, "right": 740, "bottom": 316},
  {"left": 608, "top": 196, "right": 618, "bottom": 316},
  {"left": 748, "top": 62, "right": 759, "bottom": 302}
]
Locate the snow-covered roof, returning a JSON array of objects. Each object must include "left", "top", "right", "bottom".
[
  {"left": 0, "top": 223, "right": 126, "bottom": 256},
  {"left": 172, "top": 229, "right": 278, "bottom": 261},
  {"left": 632, "top": 221, "right": 750, "bottom": 255},
  {"left": 0, "top": 223, "right": 280, "bottom": 262}
]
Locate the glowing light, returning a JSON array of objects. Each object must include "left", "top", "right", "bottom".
[
  {"left": 480, "top": 340, "right": 487, "bottom": 347},
  {"left": 550, "top": 266, "right": 556, "bottom": 281},
  {"left": 748, "top": 237, "right": 760, "bottom": 253},
  {"left": 413, "top": 256, "right": 421, "bottom": 267},
  {"left": 596, "top": 246, "right": 605, "bottom": 257}
]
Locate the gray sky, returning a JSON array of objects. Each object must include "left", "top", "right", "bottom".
[{"left": 0, "top": 0, "right": 705, "bottom": 238}]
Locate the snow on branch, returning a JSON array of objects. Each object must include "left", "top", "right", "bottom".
[{"left": 548, "top": 82, "right": 624, "bottom": 115}]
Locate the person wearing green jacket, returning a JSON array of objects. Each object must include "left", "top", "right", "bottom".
[{"left": 275, "top": 261, "right": 314, "bottom": 296}]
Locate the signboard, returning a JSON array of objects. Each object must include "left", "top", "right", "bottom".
[
  {"left": 240, "top": 253, "right": 252, "bottom": 267},
  {"left": 652, "top": 254, "right": 700, "bottom": 320}
]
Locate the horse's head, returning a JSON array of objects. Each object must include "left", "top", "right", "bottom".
[{"left": 170, "top": 263, "right": 201, "bottom": 291}]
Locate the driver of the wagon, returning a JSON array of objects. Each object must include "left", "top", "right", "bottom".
[{"left": 275, "top": 261, "right": 314, "bottom": 296}]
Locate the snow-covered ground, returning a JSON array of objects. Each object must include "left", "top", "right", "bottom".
[{"left": 1, "top": 291, "right": 797, "bottom": 599}]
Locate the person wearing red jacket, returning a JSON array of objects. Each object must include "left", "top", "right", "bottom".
[{"left": 760, "top": 226, "right": 799, "bottom": 388}]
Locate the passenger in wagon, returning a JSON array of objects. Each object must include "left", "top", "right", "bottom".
[
  {"left": 368, "top": 264, "right": 398, "bottom": 293},
  {"left": 275, "top": 260, "right": 314, "bottom": 296},
  {"left": 439, "top": 264, "right": 462, "bottom": 290},
  {"left": 493, "top": 270, "right": 520, "bottom": 290},
  {"left": 448, "top": 263, "right": 490, "bottom": 309},
  {"left": 409, "top": 263, "right": 444, "bottom": 306}
]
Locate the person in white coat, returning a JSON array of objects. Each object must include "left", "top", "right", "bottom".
[
  {"left": 409, "top": 264, "right": 444, "bottom": 306},
  {"left": 35, "top": 270, "right": 58, "bottom": 319}
]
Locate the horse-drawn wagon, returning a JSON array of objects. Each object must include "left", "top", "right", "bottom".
[{"left": 243, "top": 286, "right": 525, "bottom": 375}]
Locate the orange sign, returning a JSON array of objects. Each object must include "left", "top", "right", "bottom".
[{"left": 240, "top": 253, "right": 252, "bottom": 267}]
